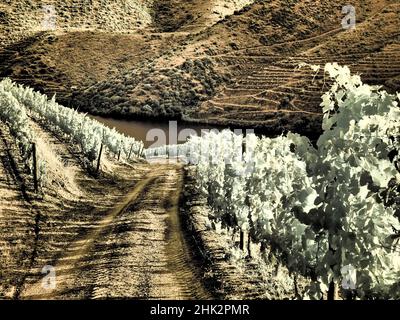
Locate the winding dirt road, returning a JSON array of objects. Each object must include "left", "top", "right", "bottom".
[{"left": 21, "top": 163, "right": 211, "bottom": 300}]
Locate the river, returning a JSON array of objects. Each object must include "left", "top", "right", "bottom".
[{"left": 90, "top": 115, "right": 230, "bottom": 148}]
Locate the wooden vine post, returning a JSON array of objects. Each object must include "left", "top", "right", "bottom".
[
  {"left": 96, "top": 130, "right": 106, "bottom": 174},
  {"left": 243, "top": 133, "right": 252, "bottom": 257},
  {"left": 127, "top": 143, "right": 134, "bottom": 160},
  {"left": 239, "top": 231, "right": 244, "bottom": 251},
  {"left": 117, "top": 140, "right": 123, "bottom": 161},
  {"left": 32, "top": 143, "right": 38, "bottom": 193},
  {"left": 137, "top": 145, "right": 143, "bottom": 158},
  {"left": 247, "top": 233, "right": 252, "bottom": 258},
  {"left": 96, "top": 143, "right": 103, "bottom": 174},
  {"left": 327, "top": 244, "right": 339, "bottom": 300}
]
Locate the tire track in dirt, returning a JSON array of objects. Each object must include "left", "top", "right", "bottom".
[
  {"left": 20, "top": 173, "right": 159, "bottom": 299},
  {"left": 86, "top": 164, "right": 210, "bottom": 300},
  {"left": 20, "top": 163, "right": 211, "bottom": 300}
]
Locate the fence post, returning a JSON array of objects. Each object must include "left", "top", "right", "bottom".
[
  {"left": 96, "top": 143, "right": 103, "bottom": 173},
  {"left": 239, "top": 230, "right": 244, "bottom": 251},
  {"left": 260, "top": 241, "right": 266, "bottom": 255},
  {"left": 242, "top": 133, "right": 253, "bottom": 256},
  {"left": 32, "top": 143, "right": 39, "bottom": 193},
  {"left": 247, "top": 232, "right": 252, "bottom": 258},
  {"left": 240, "top": 135, "right": 247, "bottom": 251},
  {"left": 117, "top": 149, "right": 121, "bottom": 161},
  {"left": 187, "top": 147, "right": 191, "bottom": 164},
  {"left": 137, "top": 145, "right": 141, "bottom": 158},
  {"left": 128, "top": 143, "right": 134, "bottom": 160}
]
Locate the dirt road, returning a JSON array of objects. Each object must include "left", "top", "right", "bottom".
[{"left": 21, "top": 163, "right": 211, "bottom": 300}]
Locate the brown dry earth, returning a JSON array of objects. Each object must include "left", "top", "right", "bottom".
[
  {"left": 0, "top": 124, "right": 38, "bottom": 298},
  {"left": 0, "top": 113, "right": 212, "bottom": 299},
  {"left": 1, "top": 116, "right": 278, "bottom": 300},
  {"left": 21, "top": 164, "right": 211, "bottom": 300},
  {"left": 190, "top": 1, "right": 400, "bottom": 132},
  {"left": 1, "top": 115, "right": 280, "bottom": 300},
  {"left": 1, "top": 1, "right": 399, "bottom": 136}
]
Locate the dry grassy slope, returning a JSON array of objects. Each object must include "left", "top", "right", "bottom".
[
  {"left": 74, "top": 0, "right": 355, "bottom": 119},
  {"left": 0, "top": 0, "right": 157, "bottom": 92},
  {"left": 74, "top": 0, "right": 399, "bottom": 134},
  {"left": 0, "top": 116, "right": 145, "bottom": 298},
  {"left": 0, "top": 31, "right": 188, "bottom": 98},
  {"left": 189, "top": 0, "right": 400, "bottom": 133},
  {"left": 152, "top": 0, "right": 255, "bottom": 32},
  {"left": 0, "top": 0, "right": 255, "bottom": 110},
  {"left": 0, "top": 0, "right": 153, "bottom": 46},
  {"left": 188, "top": 0, "right": 391, "bottom": 55},
  {"left": 0, "top": 0, "right": 399, "bottom": 135}
]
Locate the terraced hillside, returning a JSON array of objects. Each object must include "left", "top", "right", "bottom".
[
  {"left": 0, "top": 0, "right": 399, "bottom": 135},
  {"left": 191, "top": 1, "right": 400, "bottom": 133}
]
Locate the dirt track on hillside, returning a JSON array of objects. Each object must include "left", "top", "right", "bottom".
[{"left": 20, "top": 163, "right": 211, "bottom": 300}]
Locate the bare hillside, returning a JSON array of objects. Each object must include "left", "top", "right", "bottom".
[
  {"left": 152, "top": 0, "right": 255, "bottom": 32},
  {"left": 0, "top": 0, "right": 153, "bottom": 46},
  {"left": 0, "top": 0, "right": 399, "bottom": 135}
]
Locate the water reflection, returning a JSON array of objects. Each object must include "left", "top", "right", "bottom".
[{"left": 90, "top": 115, "right": 224, "bottom": 148}]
